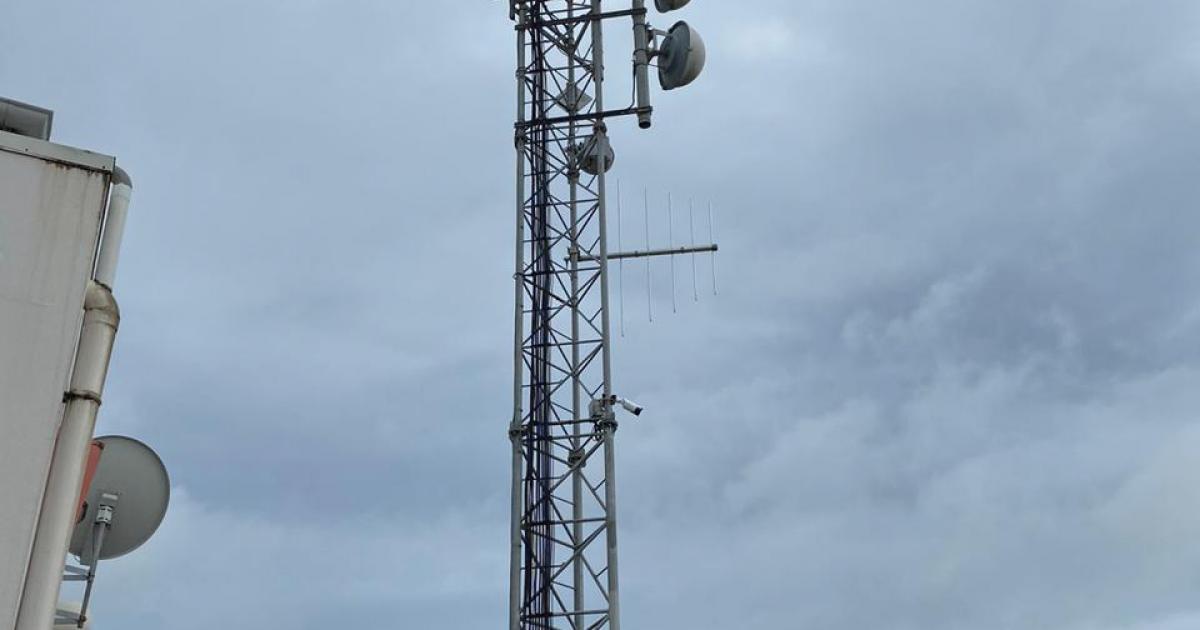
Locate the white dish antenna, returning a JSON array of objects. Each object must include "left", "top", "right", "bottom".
[
  {"left": 575, "top": 134, "right": 616, "bottom": 175},
  {"left": 658, "top": 21, "right": 707, "bottom": 90},
  {"left": 655, "top": 0, "right": 692, "bottom": 11},
  {"left": 61, "top": 436, "right": 169, "bottom": 628},
  {"left": 69, "top": 435, "right": 170, "bottom": 563}
]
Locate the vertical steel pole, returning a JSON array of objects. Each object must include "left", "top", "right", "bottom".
[
  {"left": 592, "top": 2, "right": 621, "bottom": 628},
  {"left": 602, "top": 418, "right": 621, "bottom": 629},
  {"left": 566, "top": 3, "right": 587, "bottom": 628},
  {"left": 509, "top": 8, "right": 528, "bottom": 630},
  {"left": 632, "top": 0, "right": 653, "bottom": 129}
]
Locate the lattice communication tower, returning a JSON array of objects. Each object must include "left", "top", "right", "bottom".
[{"left": 505, "top": 2, "right": 711, "bottom": 629}]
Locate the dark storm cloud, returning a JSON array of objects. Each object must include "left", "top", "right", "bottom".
[{"left": 3, "top": 1, "right": 1200, "bottom": 629}]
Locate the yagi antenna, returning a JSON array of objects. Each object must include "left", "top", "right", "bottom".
[
  {"left": 568, "top": 187, "right": 719, "bottom": 328},
  {"left": 587, "top": 187, "right": 719, "bottom": 328}
]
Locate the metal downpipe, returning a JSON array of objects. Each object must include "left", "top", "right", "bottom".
[{"left": 16, "top": 283, "right": 120, "bottom": 630}]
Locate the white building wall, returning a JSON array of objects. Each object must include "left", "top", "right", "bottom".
[{"left": 0, "top": 131, "right": 113, "bottom": 628}]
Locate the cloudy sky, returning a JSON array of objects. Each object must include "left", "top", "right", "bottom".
[{"left": 5, "top": 1, "right": 1200, "bottom": 628}]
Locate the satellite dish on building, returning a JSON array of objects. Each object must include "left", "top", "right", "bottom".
[
  {"left": 61, "top": 436, "right": 169, "bottom": 628},
  {"left": 657, "top": 21, "right": 706, "bottom": 91},
  {"left": 69, "top": 436, "right": 170, "bottom": 563},
  {"left": 655, "top": 0, "right": 692, "bottom": 12}
]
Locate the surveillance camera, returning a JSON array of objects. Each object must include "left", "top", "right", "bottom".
[{"left": 616, "top": 397, "right": 644, "bottom": 416}]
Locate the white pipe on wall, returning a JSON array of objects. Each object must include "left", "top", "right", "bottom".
[
  {"left": 16, "top": 283, "right": 120, "bottom": 630},
  {"left": 94, "top": 167, "right": 132, "bottom": 290}
]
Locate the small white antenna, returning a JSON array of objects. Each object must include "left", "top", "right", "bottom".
[
  {"left": 668, "top": 193, "right": 677, "bottom": 314},
  {"left": 644, "top": 187, "right": 653, "bottom": 323},
  {"left": 617, "top": 180, "right": 626, "bottom": 337},
  {"left": 689, "top": 198, "right": 699, "bottom": 302},
  {"left": 709, "top": 201, "right": 718, "bottom": 295}
]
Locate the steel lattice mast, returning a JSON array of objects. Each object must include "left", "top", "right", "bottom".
[{"left": 506, "top": 2, "right": 710, "bottom": 628}]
